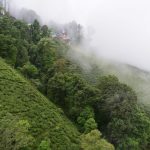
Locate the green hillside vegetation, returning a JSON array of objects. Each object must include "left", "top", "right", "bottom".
[
  {"left": 0, "top": 58, "right": 80, "bottom": 150},
  {"left": 0, "top": 9, "right": 150, "bottom": 150},
  {"left": 0, "top": 12, "right": 114, "bottom": 150}
]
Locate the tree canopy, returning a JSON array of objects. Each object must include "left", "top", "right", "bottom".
[{"left": 0, "top": 11, "right": 150, "bottom": 150}]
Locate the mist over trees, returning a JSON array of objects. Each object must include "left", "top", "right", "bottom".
[{"left": 0, "top": 3, "right": 150, "bottom": 150}]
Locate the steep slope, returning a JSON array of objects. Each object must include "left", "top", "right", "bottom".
[{"left": 0, "top": 58, "right": 80, "bottom": 150}]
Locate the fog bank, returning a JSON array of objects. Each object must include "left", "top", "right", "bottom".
[{"left": 10, "top": 0, "right": 150, "bottom": 71}]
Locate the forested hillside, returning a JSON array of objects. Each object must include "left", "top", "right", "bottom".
[{"left": 0, "top": 7, "right": 150, "bottom": 150}]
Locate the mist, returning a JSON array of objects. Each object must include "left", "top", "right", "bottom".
[{"left": 9, "top": 0, "right": 150, "bottom": 72}]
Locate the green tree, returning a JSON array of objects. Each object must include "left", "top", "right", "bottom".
[
  {"left": 95, "top": 75, "right": 137, "bottom": 127},
  {"left": 0, "top": 114, "right": 34, "bottom": 150},
  {"left": 30, "top": 19, "right": 41, "bottom": 43},
  {"left": 0, "top": 16, "right": 13, "bottom": 35},
  {"left": 80, "top": 129, "right": 115, "bottom": 150},
  {"left": 84, "top": 118, "right": 98, "bottom": 133},
  {"left": 41, "top": 25, "right": 51, "bottom": 38},
  {"left": 117, "top": 137, "right": 139, "bottom": 150},
  {"left": 13, "top": 20, "right": 30, "bottom": 41},
  {"left": 38, "top": 140, "right": 51, "bottom": 150},
  {"left": 0, "top": 34, "right": 17, "bottom": 66},
  {"left": 77, "top": 106, "right": 95, "bottom": 132},
  {"left": 35, "top": 38, "right": 56, "bottom": 71},
  {"left": 95, "top": 75, "right": 150, "bottom": 149},
  {"left": 28, "top": 44, "right": 38, "bottom": 65},
  {"left": 0, "top": 16, "right": 20, "bottom": 38},
  {"left": 20, "top": 62, "right": 38, "bottom": 78},
  {"left": 15, "top": 45, "right": 29, "bottom": 67},
  {"left": 47, "top": 72, "right": 100, "bottom": 119}
]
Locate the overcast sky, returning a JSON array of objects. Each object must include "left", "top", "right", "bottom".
[{"left": 10, "top": 0, "right": 150, "bottom": 71}]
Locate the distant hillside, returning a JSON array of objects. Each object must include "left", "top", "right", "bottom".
[
  {"left": 0, "top": 58, "right": 80, "bottom": 150},
  {"left": 97, "top": 61, "right": 150, "bottom": 106},
  {"left": 67, "top": 47, "right": 150, "bottom": 106}
]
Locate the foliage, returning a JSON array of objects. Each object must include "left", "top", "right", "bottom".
[
  {"left": 19, "top": 62, "right": 38, "bottom": 78},
  {"left": 0, "top": 34, "right": 17, "bottom": 66},
  {"left": 80, "top": 129, "right": 115, "bottom": 150},
  {"left": 15, "top": 42, "right": 29, "bottom": 67},
  {"left": 0, "top": 59, "right": 80, "bottom": 150},
  {"left": 77, "top": 106, "right": 98, "bottom": 134},
  {"left": 84, "top": 118, "right": 98, "bottom": 133},
  {"left": 38, "top": 140, "right": 51, "bottom": 150},
  {"left": 30, "top": 19, "right": 41, "bottom": 43},
  {"left": 47, "top": 72, "right": 100, "bottom": 119},
  {"left": 0, "top": 113, "right": 34, "bottom": 150},
  {"left": 35, "top": 38, "right": 56, "bottom": 72},
  {"left": 13, "top": 20, "right": 31, "bottom": 41},
  {"left": 95, "top": 75, "right": 150, "bottom": 149},
  {"left": 0, "top": 12, "right": 150, "bottom": 150},
  {"left": 41, "top": 25, "right": 51, "bottom": 38}
]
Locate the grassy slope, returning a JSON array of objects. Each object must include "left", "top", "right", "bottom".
[{"left": 0, "top": 58, "right": 80, "bottom": 150}]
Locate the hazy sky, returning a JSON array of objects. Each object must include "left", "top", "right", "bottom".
[{"left": 10, "top": 0, "right": 150, "bottom": 71}]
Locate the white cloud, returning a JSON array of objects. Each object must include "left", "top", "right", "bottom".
[{"left": 10, "top": 0, "right": 150, "bottom": 71}]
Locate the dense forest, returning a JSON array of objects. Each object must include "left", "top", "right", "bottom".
[{"left": 0, "top": 6, "right": 150, "bottom": 150}]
